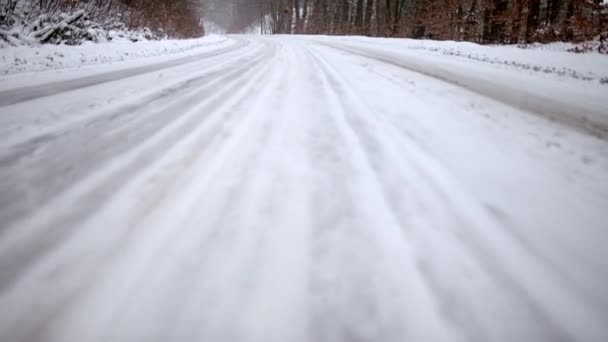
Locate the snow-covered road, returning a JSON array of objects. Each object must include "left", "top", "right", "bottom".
[{"left": 1, "top": 35, "right": 607, "bottom": 342}]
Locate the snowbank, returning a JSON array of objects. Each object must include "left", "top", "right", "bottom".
[
  {"left": 316, "top": 36, "right": 608, "bottom": 84},
  {"left": 0, "top": 35, "right": 228, "bottom": 75}
]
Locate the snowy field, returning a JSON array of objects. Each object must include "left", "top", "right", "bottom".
[{"left": 0, "top": 35, "right": 607, "bottom": 342}]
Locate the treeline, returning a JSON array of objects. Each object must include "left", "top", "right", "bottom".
[
  {"left": 1, "top": 0, "right": 204, "bottom": 38},
  {"left": 121, "top": 0, "right": 204, "bottom": 38},
  {"left": 263, "top": 0, "right": 607, "bottom": 45}
]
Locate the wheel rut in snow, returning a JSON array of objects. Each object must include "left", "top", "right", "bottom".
[
  {"left": 320, "top": 42, "right": 608, "bottom": 140},
  {"left": 0, "top": 38, "right": 249, "bottom": 107},
  {"left": 0, "top": 40, "right": 279, "bottom": 293}
]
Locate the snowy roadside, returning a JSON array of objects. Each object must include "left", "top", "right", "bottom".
[
  {"left": 0, "top": 35, "right": 236, "bottom": 90},
  {"left": 311, "top": 36, "right": 608, "bottom": 85},
  {"left": 302, "top": 35, "right": 608, "bottom": 138},
  {"left": 0, "top": 35, "right": 229, "bottom": 76},
  {"left": 399, "top": 40, "right": 608, "bottom": 84}
]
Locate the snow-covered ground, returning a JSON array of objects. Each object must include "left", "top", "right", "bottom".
[
  {"left": 313, "top": 35, "right": 608, "bottom": 82},
  {"left": 304, "top": 35, "right": 608, "bottom": 137},
  {"left": 0, "top": 35, "right": 607, "bottom": 342},
  {"left": 0, "top": 35, "right": 229, "bottom": 75}
]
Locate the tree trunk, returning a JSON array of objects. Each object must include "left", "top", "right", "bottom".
[
  {"left": 355, "top": 0, "right": 365, "bottom": 30},
  {"left": 364, "top": 0, "right": 374, "bottom": 34},
  {"left": 385, "top": 0, "right": 392, "bottom": 34},
  {"left": 392, "top": 0, "right": 401, "bottom": 34},
  {"left": 301, "top": 0, "right": 309, "bottom": 33},
  {"left": 321, "top": 0, "right": 328, "bottom": 33},
  {"left": 505, "top": 0, "right": 516, "bottom": 43},
  {"left": 555, "top": 0, "right": 572, "bottom": 38},
  {"left": 518, "top": 0, "right": 530, "bottom": 43},
  {"left": 341, "top": 0, "right": 350, "bottom": 33},
  {"left": 286, "top": 0, "right": 293, "bottom": 33},
  {"left": 376, "top": 0, "right": 382, "bottom": 35},
  {"left": 294, "top": 0, "right": 301, "bottom": 33}
]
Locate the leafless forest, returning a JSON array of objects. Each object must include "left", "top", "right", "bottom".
[
  {"left": 1, "top": 1, "right": 606, "bottom": 47},
  {"left": 255, "top": 0, "right": 607, "bottom": 45}
]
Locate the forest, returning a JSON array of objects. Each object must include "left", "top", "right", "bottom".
[
  {"left": 2, "top": 0, "right": 606, "bottom": 47},
  {"left": 259, "top": 0, "right": 607, "bottom": 45},
  {"left": 0, "top": 0, "right": 204, "bottom": 40}
]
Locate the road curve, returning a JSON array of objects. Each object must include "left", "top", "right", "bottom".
[{"left": 0, "top": 35, "right": 607, "bottom": 342}]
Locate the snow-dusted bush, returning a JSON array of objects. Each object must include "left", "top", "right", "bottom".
[
  {"left": 0, "top": 0, "right": 203, "bottom": 47},
  {"left": 0, "top": 0, "right": 155, "bottom": 46}
]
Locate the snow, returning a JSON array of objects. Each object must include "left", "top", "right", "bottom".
[
  {"left": 301, "top": 35, "right": 608, "bottom": 138},
  {"left": 308, "top": 35, "right": 608, "bottom": 83},
  {"left": 0, "top": 35, "right": 607, "bottom": 342},
  {"left": 0, "top": 35, "right": 228, "bottom": 75}
]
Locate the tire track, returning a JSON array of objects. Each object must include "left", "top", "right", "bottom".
[
  {"left": 0, "top": 38, "right": 264, "bottom": 146},
  {"left": 0, "top": 39, "right": 277, "bottom": 295},
  {"left": 308, "top": 44, "right": 603, "bottom": 342},
  {"left": 0, "top": 38, "right": 295, "bottom": 342},
  {"left": 305, "top": 43, "right": 458, "bottom": 342},
  {"left": 0, "top": 37, "right": 249, "bottom": 107},
  {"left": 319, "top": 41, "right": 608, "bottom": 140},
  {"left": 0, "top": 40, "right": 269, "bottom": 232}
]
